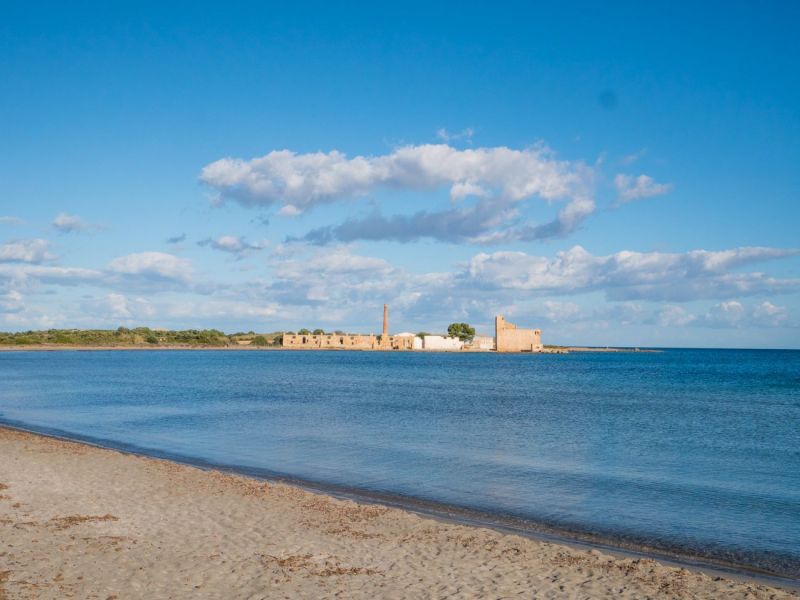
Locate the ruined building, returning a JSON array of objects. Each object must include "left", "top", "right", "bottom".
[
  {"left": 282, "top": 305, "right": 414, "bottom": 350},
  {"left": 495, "top": 315, "right": 543, "bottom": 353},
  {"left": 282, "top": 307, "right": 543, "bottom": 352}
]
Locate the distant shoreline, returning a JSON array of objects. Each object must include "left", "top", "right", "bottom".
[{"left": 0, "top": 344, "right": 659, "bottom": 353}]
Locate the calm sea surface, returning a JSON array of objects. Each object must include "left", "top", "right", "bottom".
[{"left": 1, "top": 349, "right": 799, "bottom": 578}]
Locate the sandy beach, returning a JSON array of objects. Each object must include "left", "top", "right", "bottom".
[{"left": 0, "top": 427, "right": 796, "bottom": 599}]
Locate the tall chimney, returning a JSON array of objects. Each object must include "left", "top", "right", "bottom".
[{"left": 383, "top": 304, "right": 389, "bottom": 338}]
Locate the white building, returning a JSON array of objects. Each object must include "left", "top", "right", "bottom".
[{"left": 422, "top": 335, "right": 464, "bottom": 350}]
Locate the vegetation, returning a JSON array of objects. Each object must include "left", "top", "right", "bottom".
[
  {"left": 0, "top": 328, "right": 284, "bottom": 347},
  {"left": 447, "top": 322, "right": 476, "bottom": 342}
]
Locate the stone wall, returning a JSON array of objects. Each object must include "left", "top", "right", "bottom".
[
  {"left": 469, "top": 335, "right": 496, "bottom": 350},
  {"left": 282, "top": 333, "right": 413, "bottom": 350},
  {"left": 495, "top": 316, "right": 543, "bottom": 353}
]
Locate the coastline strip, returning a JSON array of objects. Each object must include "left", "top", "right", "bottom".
[
  {"left": 0, "top": 425, "right": 797, "bottom": 599},
  {"left": 0, "top": 419, "right": 796, "bottom": 583}
]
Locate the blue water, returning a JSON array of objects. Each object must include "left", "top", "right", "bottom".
[{"left": 1, "top": 349, "right": 799, "bottom": 578}]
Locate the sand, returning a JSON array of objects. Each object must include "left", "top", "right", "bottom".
[{"left": 0, "top": 427, "right": 796, "bottom": 599}]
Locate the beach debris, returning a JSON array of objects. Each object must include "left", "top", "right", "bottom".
[
  {"left": 258, "top": 553, "right": 379, "bottom": 578},
  {"left": 48, "top": 514, "right": 118, "bottom": 530}
]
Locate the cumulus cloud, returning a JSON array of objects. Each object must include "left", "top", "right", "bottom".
[
  {"left": 614, "top": 174, "right": 672, "bottom": 202},
  {"left": 293, "top": 191, "right": 597, "bottom": 245},
  {"left": 84, "top": 293, "right": 157, "bottom": 321},
  {"left": 696, "top": 301, "right": 747, "bottom": 328},
  {"left": 0, "top": 252, "right": 203, "bottom": 297},
  {"left": 657, "top": 305, "right": 696, "bottom": 327},
  {"left": 273, "top": 246, "right": 397, "bottom": 281},
  {"left": 465, "top": 245, "right": 800, "bottom": 301},
  {"left": 268, "top": 246, "right": 404, "bottom": 305},
  {"left": 277, "top": 205, "right": 301, "bottom": 217},
  {"left": 751, "top": 301, "right": 789, "bottom": 327},
  {"left": 244, "top": 245, "right": 458, "bottom": 326},
  {"left": 108, "top": 252, "right": 192, "bottom": 282},
  {"left": 219, "top": 242, "right": 800, "bottom": 333},
  {"left": 0, "top": 239, "right": 56, "bottom": 264},
  {"left": 1, "top": 238, "right": 797, "bottom": 337},
  {"left": 0, "top": 216, "right": 25, "bottom": 226},
  {"left": 0, "top": 264, "right": 102, "bottom": 286},
  {"left": 543, "top": 300, "right": 581, "bottom": 322},
  {"left": 201, "top": 143, "right": 595, "bottom": 244},
  {"left": 197, "top": 235, "right": 266, "bottom": 258},
  {"left": 52, "top": 212, "right": 98, "bottom": 233}
]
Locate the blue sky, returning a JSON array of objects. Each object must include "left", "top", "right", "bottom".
[{"left": 1, "top": 1, "right": 799, "bottom": 347}]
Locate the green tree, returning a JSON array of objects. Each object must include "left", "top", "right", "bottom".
[
  {"left": 252, "top": 335, "right": 268, "bottom": 346},
  {"left": 298, "top": 328, "right": 311, "bottom": 335},
  {"left": 312, "top": 328, "right": 325, "bottom": 335},
  {"left": 145, "top": 334, "right": 159, "bottom": 344},
  {"left": 416, "top": 332, "right": 430, "bottom": 339},
  {"left": 447, "top": 322, "right": 475, "bottom": 342}
]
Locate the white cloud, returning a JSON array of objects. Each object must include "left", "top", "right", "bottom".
[
  {"left": 87, "top": 293, "right": 156, "bottom": 321},
  {"left": 657, "top": 305, "right": 696, "bottom": 327},
  {"left": 165, "top": 300, "right": 279, "bottom": 321},
  {"left": 450, "top": 180, "right": 488, "bottom": 201},
  {"left": 0, "top": 264, "right": 102, "bottom": 287},
  {"left": 543, "top": 300, "right": 581, "bottom": 322},
  {"left": 0, "top": 239, "right": 56, "bottom": 264},
  {"left": 52, "top": 212, "right": 96, "bottom": 233},
  {"left": 697, "top": 301, "right": 746, "bottom": 328},
  {"left": 201, "top": 143, "right": 595, "bottom": 244},
  {"left": 274, "top": 246, "right": 396, "bottom": 280},
  {"left": 614, "top": 174, "right": 672, "bottom": 202},
  {"left": 466, "top": 245, "right": 800, "bottom": 301},
  {"left": 106, "top": 292, "right": 133, "bottom": 318},
  {"left": 0, "top": 289, "right": 24, "bottom": 313},
  {"left": 278, "top": 204, "right": 301, "bottom": 217},
  {"left": 108, "top": 252, "right": 192, "bottom": 282},
  {"left": 197, "top": 235, "right": 266, "bottom": 258},
  {"left": 751, "top": 301, "right": 789, "bottom": 327},
  {"left": 0, "top": 238, "right": 796, "bottom": 339}
]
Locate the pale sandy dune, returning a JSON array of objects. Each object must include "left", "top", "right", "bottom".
[{"left": 0, "top": 427, "right": 797, "bottom": 599}]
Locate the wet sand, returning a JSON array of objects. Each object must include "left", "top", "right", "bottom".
[{"left": 0, "top": 426, "right": 797, "bottom": 599}]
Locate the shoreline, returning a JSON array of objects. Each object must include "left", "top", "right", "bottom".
[
  {"left": 0, "top": 344, "right": 656, "bottom": 353},
  {"left": 0, "top": 423, "right": 797, "bottom": 598}
]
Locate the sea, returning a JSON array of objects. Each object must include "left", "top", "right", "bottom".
[{"left": 1, "top": 348, "right": 798, "bottom": 579}]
